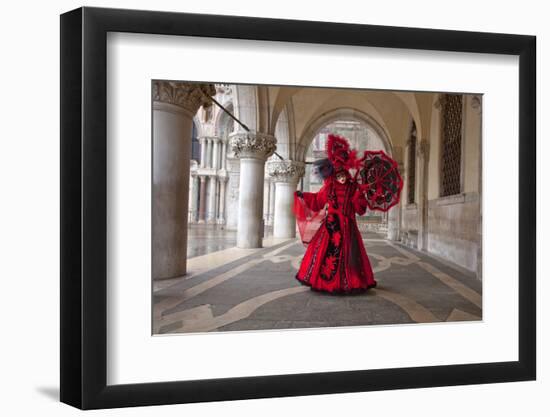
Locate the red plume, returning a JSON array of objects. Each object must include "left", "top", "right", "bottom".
[{"left": 326, "top": 134, "right": 358, "bottom": 171}]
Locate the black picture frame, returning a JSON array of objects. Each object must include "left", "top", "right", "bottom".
[{"left": 60, "top": 6, "right": 536, "bottom": 410}]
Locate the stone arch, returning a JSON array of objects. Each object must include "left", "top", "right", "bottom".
[
  {"left": 270, "top": 87, "right": 303, "bottom": 134},
  {"left": 272, "top": 102, "right": 299, "bottom": 160},
  {"left": 214, "top": 101, "right": 235, "bottom": 139},
  {"left": 392, "top": 92, "right": 423, "bottom": 139},
  {"left": 297, "top": 107, "right": 393, "bottom": 162},
  {"left": 192, "top": 114, "right": 207, "bottom": 137},
  {"left": 191, "top": 120, "right": 201, "bottom": 163}
]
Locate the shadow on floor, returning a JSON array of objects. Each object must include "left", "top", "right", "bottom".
[{"left": 35, "top": 386, "right": 59, "bottom": 401}]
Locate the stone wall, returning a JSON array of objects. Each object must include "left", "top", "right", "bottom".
[
  {"left": 426, "top": 192, "right": 481, "bottom": 273},
  {"left": 401, "top": 205, "right": 419, "bottom": 248}
]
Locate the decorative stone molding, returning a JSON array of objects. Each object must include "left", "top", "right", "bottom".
[
  {"left": 432, "top": 193, "right": 466, "bottom": 206},
  {"left": 470, "top": 95, "right": 482, "bottom": 114},
  {"left": 152, "top": 81, "right": 216, "bottom": 115},
  {"left": 268, "top": 160, "right": 306, "bottom": 183},
  {"left": 429, "top": 191, "right": 479, "bottom": 207},
  {"left": 215, "top": 84, "right": 232, "bottom": 95},
  {"left": 229, "top": 131, "right": 277, "bottom": 160}
]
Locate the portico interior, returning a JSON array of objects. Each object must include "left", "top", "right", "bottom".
[
  {"left": 153, "top": 82, "right": 482, "bottom": 281},
  {"left": 151, "top": 81, "right": 483, "bottom": 333}
]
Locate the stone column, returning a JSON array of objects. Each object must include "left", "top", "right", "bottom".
[
  {"left": 197, "top": 175, "right": 207, "bottom": 223},
  {"left": 188, "top": 175, "right": 196, "bottom": 223},
  {"left": 206, "top": 175, "right": 217, "bottom": 223},
  {"left": 212, "top": 137, "right": 220, "bottom": 170},
  {"left": 269, "top": 180, "right": 276, "bottom": 227},
  {"left": 192, "top": 175, "right": 200, "bottom": 223},
  {"left": 217, "top": 177, "right": 228, "bottom": 224},
  {"left": 417, "top": 140, "right": 430, "bottom": 250},
  {"left": 387, "top": 163, "right": 403, "bottom": 241},
  {"left": 230, "top": 131, "right": 277, "bottom": 248},
  {"left": 263, "top": 178, "right": 271, "bottom": 225},
  {"left": 215, "top": 179, "right": 220, "bottom": 220},
  {"left": 221, "top": 140, "right": 227, "bottom": 170},
  {"left": 268, "top": 160, "right": 305, "bottom": 239},
  {"left": 152, "top": 81, "right": 215, "bottom": 279},
  {"left": 199, "top": 137, "right": 207, "bottom": 168},
  {"left": 206, "top": 138, "right": 213, "bottom": 168}
]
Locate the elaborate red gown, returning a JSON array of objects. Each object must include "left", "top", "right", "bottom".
[{"left": 294, "top": 177, "right": 377, "bottom": 293}]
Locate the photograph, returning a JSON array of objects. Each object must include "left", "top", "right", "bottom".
[{"left": 151, "top": 82, "right": 483, "bottom": 335}]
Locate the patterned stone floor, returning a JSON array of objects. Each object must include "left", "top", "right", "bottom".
[{"left": 154, "top": 232, "right": 482, "bottom": 334}]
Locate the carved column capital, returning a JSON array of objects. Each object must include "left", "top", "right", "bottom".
[
  {"left": 152, "top": 81, "right": 216, "bottom": 116},
  {"left": 268, "top": 160, "right": 305, "bottom": 183},
  {"left": 229, "top": 131, "right": 277, "bottom": 160},
  {"left": 215, "top": 84, "right": 232, "bottom": 96}
]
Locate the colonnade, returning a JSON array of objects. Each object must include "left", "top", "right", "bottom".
[
  {"left": 153, "top": 81, "right": 400, "bottom": 279},
  {"left": 188, "top": 136, "right": 229, "bottom": 225},
  {"left": 188, "top": 131, "right": 308, "bottom": 246}
]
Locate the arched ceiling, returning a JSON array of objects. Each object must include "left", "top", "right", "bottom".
[
  {"left": 296, "top": 107, "right": 393, "bottom": 161},
  {"left": 232, "top": 84, "right": 437, "bottom": 163},
  {"left": 268, "top": 87, "right": 419, "bottom": 158}
]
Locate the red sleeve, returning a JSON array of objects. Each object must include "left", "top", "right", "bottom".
[
  {"left": 293, "top": 183, "right": 328, "bottom": 245},
  {"left": 299, "top": 183, "right": 328, "bottom": 212},
  {"left": 352, "top": 188, "right": 368, "bottom": 215}
]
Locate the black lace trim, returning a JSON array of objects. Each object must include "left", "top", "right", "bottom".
[{"left": 319, "top": 213, "right": 342, "bottom": 282}]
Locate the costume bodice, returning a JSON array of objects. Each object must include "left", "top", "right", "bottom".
[{"left": 327, "top": 181, "right": 355, "bottom": 216}]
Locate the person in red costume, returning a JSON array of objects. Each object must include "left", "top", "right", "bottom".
[{"left": 293, "top": 154, "right": 377, "bottom": 294}]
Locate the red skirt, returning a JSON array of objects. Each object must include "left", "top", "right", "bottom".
[{"left": 296, "top": 211, "right": 376, "bottom": 294}]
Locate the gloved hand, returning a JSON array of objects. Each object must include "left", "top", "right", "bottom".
[{"left": 296, "top": 190, "right": 303, "bottom": 198}]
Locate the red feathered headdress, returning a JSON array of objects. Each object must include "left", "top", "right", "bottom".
[{"left": 326, "top": 134, "right": 359, "bottom": 172}]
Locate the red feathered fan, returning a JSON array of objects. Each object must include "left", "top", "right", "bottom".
[{"left": 357, "top": 150, "right": 403, "bottom": 212}]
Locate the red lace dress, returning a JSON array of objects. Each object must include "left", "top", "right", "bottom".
[{"left": 294, "top": 178, "right": 377, "bottom": 293}]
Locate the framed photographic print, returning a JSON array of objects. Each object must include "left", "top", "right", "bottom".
[{"left": 60, "top": 6, "right": 536, "bottom": 410}]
